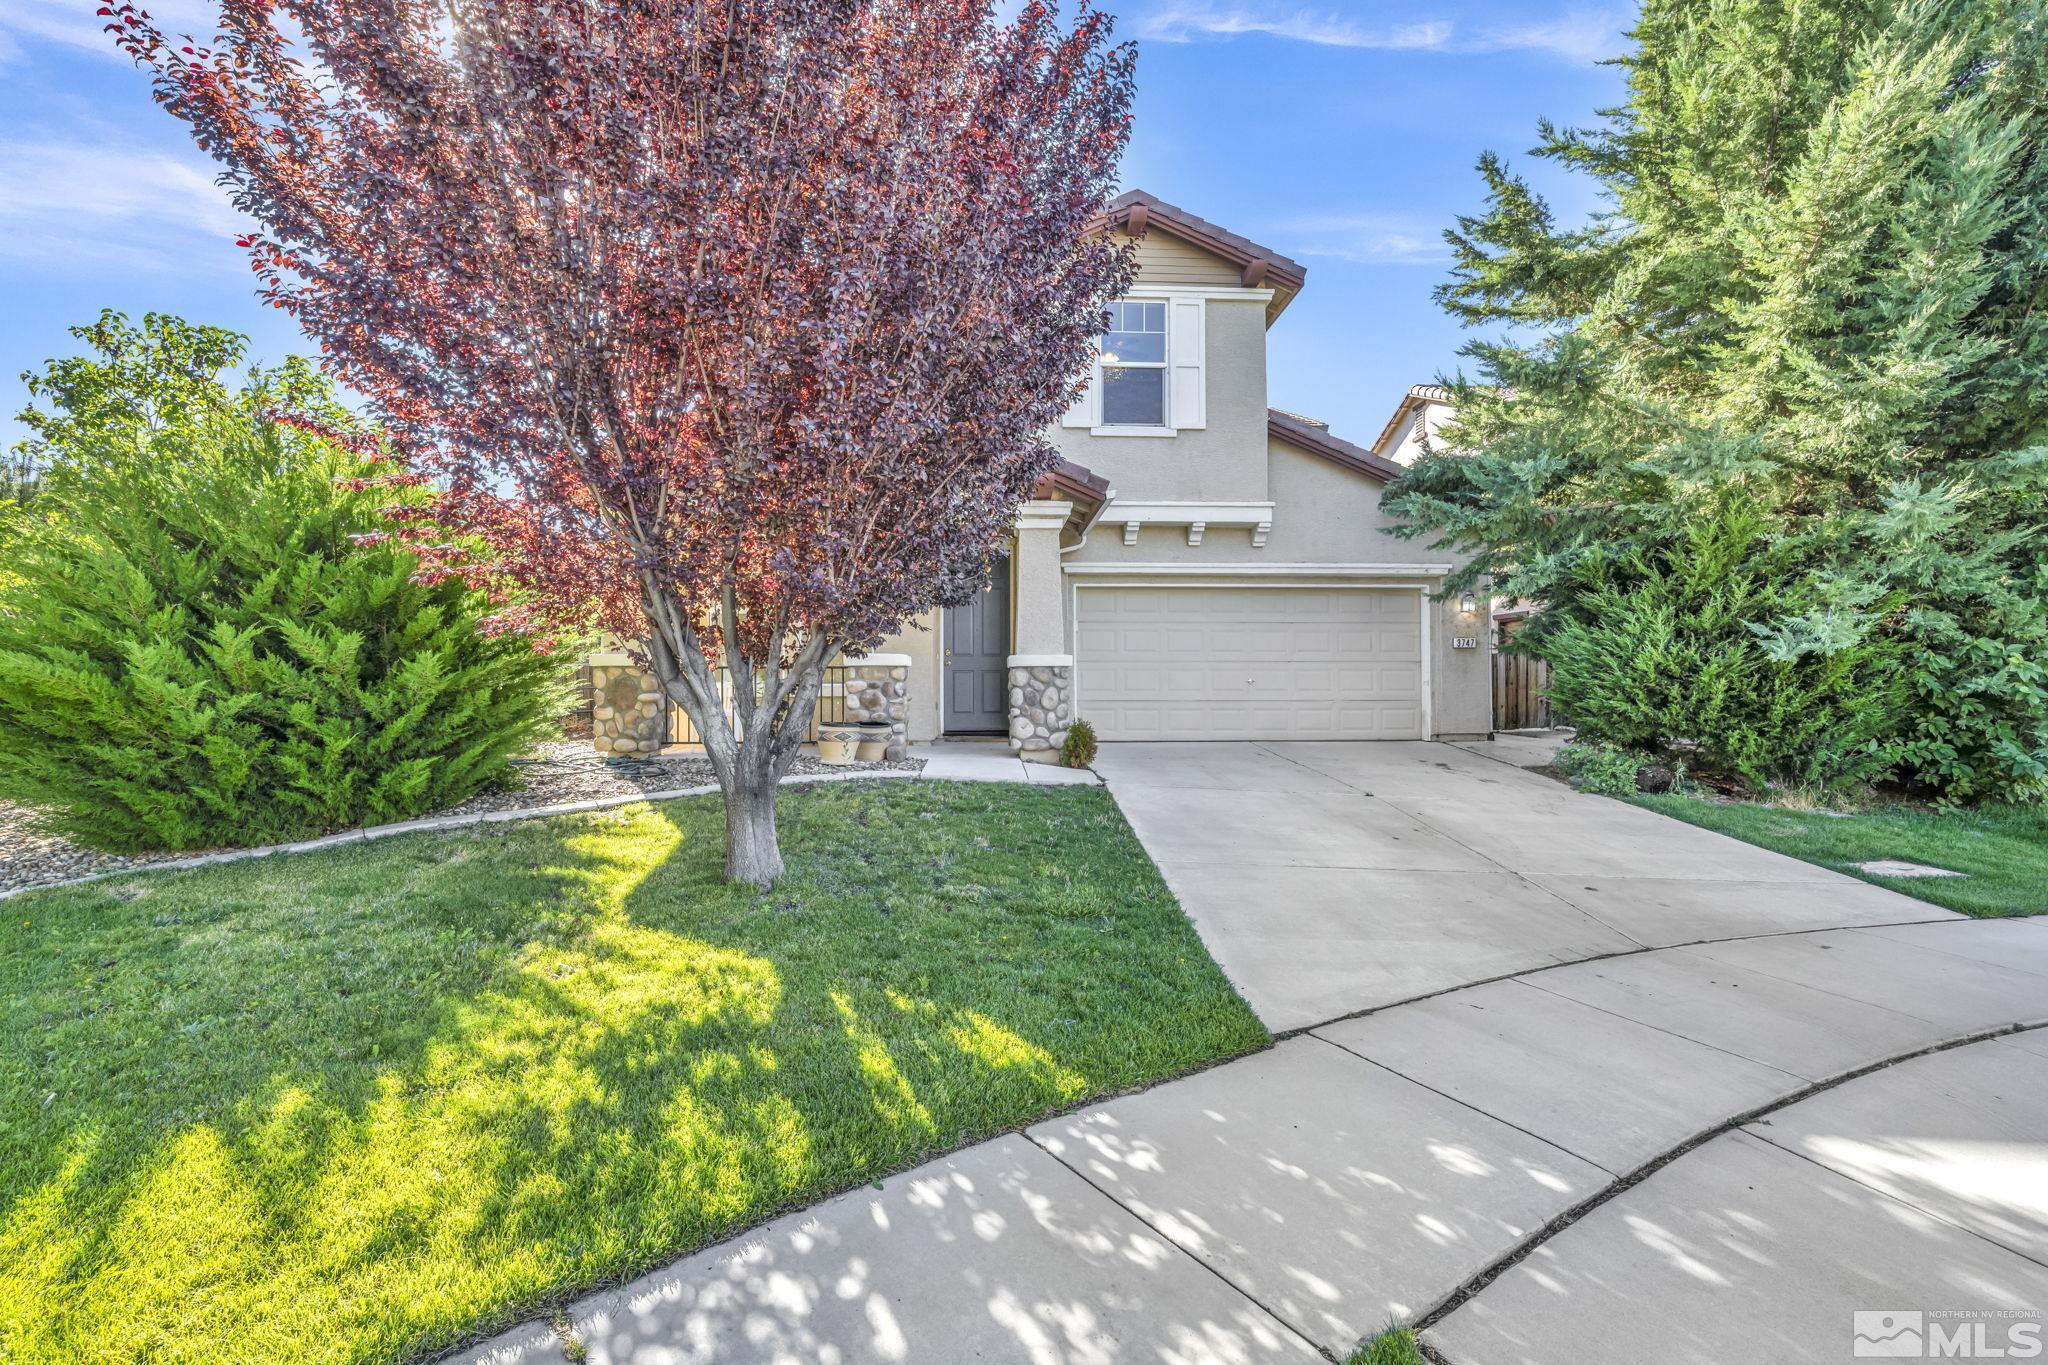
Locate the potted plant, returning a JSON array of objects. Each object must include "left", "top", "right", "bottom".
[
  {"left": 854, "top": 719, "right": 893, "bottom": 761},
  {"left": 817, "top": 721, "right": 862, "bottom": 765}
]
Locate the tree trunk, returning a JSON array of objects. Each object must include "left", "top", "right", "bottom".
[
  {"left": 722, "top": 761, "right": 784, "bottom": 887},
  {"left": 645, "top": 612, "right": 834, "bottom": 890}
]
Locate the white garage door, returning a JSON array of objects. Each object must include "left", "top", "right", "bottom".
[{"left": 1075, "top": 585, "right": 1426, "bottom": 741}]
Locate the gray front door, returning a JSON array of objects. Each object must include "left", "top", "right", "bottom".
[{"left": 944, "top": 554, "right": 1011, "bottom": 733}]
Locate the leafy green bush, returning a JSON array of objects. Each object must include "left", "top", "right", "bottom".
[
  {"left": 1555, "top": 740, "right": 1648, "bottom": 796},
  {"left": 1541, "top": 499, "right": 1906, "bottom": 795},
  {"left": 1061, "top": 718, "right": 1098, "bottom": 768},
  {"left": 0, "top": 316, "right": 563, "bottom": 851}
]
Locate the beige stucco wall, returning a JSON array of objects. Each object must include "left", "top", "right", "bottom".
[
  {"left": 871, "top": 435, "right": 1494, "bottom": 743},
  {"left": 1063, "top": 439, "right": 1419, "bottom": 566},
  {"left": 1012, "top": 508, "right": 1069, "bottom": 656},
  {"left": 1051, "top": 296, "right": 1271, "bottom": 503}
]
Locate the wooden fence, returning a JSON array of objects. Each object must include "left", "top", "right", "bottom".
[{"left": 1493, "top": 651, "right": 1554, "bottom": 731}]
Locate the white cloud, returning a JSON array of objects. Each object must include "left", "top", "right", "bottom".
[
  {"left": 1138, "top": 4, "right": 1452, "bottom": 50},
  {"left": 1470, "top": 8, "right": 1627, "bottom": 63},
  {"left": 1272, "top": 212, "right": 1449, "bottom": 265},
  {"left": 0, "top": 136, "right": 252, "bottom": 275},
  {"left": 1135, "top": 2, "right": 1627, "bottom": 63},
  {"left": 0, "top": 0, "right": 223, "bottom": 65}
]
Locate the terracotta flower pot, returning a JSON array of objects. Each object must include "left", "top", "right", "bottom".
[
  {"left": 854, "top": 721, "right": 893, "bottom": 761},
  {"left": 817, "top": 722, "right": 862, "bottom": 765}
]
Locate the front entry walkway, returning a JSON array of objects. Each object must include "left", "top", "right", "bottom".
[{"left": 463, "top": 743, "right": 2047, "bottom": 1365}]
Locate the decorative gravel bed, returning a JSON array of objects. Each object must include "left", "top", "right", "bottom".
[
  {"left": 0, "top": 803, "right": 200, "bottom": 896},
  {"left": 0, "top": 740, "right": 924, "bottom": 896},
  {"left": 435, "top": 740, "right": 925, "bottom": 816}
]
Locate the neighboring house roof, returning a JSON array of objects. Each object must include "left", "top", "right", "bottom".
[
  {"left": 1370, "top": 382, "right": 1453, "bottom": 456},
  {"left": 1267, "top": 408, "right": 1407, "bottom": 484}
]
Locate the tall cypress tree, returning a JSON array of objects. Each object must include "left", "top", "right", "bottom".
[{"left": 1388, "top": 0, "right": 2048, "bottom": 801}]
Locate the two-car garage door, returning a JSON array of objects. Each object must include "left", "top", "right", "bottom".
[{"left": 1075, "top": 585, "right": 1425, "bottom": 741}]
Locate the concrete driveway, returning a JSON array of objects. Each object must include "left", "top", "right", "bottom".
[{"left": 1093, "top": 741, "right": 1959, "bottom": 1031}]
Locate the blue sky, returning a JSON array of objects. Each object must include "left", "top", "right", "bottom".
[{"left": 0, "top": 0, "right": 1627, "bottom": 451}]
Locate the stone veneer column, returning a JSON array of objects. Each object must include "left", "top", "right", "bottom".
[
  {"left": 1008, "top": 498, "right": 1074, "bottom": 764},
  {"left": 586, "top": 651, "right": 668, "bottom": 756},
  {"left": 1007, "top": 654, "right": 1073, "bottom": 760},
  {"left": 842, "top": 653, "right": 912, "bottom": 760}
]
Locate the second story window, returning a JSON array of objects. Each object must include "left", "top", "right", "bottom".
[{"left": 1099, "top": 300, "right": 1167, "bottom": 427}]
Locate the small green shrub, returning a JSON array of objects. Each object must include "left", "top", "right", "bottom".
[
  {"left": 1541, "top": 498, "right": 1906, "bottom": 795},
  {"left": 1556, "top": 740, "right": 1647, "bottom": 796},
  {"left": 1061, "top": 718, "right": 1099, "bottom": 768},
  {"left": 0, "top": 315, "right": 563, "bottom": 852}
]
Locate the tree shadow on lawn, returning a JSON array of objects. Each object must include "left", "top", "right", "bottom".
[{"left": 0, "top": 780, "right": 1266, "bottom": 1364}]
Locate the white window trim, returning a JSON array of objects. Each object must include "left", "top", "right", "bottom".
[
  {"left": 1096, "top": 298, "right": 1171, "bottom": 432},
  {"left": 1128, "top": 284, "right": 1275, "bottom": 304},
  {"left": 1067, "top": 287, "right": 1250, "bottom": 433}
]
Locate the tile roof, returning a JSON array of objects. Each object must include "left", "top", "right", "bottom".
[
  {"left": 1103, "top": 190, "right": 1308, "bottom": 291},
  {"left": 1032, "top": 458, "right": 1110, "bottom": 508},
  {"left": 1267, "top": 408, "right": 1407, "bottom": 484}
]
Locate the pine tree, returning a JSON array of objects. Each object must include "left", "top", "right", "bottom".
[{"left": 1388, "top": 0, "right": 2048, "bottom": 801}]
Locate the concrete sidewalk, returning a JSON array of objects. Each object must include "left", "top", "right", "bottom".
[
  {"left": 1430, "top": 1033, "right": 2048, "bottom": 1364},
  {"left": 910, "top": 742, "right": 1101, "bottom": 785}
]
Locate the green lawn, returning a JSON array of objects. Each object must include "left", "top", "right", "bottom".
[
  {"left": 0, "top": 780, "right": 1267, "bottom": 1364},
  {"left": 1633, "top": 795, "right": 2048, "bottom": 918}
]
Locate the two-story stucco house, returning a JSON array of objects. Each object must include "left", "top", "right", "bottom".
[{"left": 864, "top": 190, "right": 1494, "bottom": 758}]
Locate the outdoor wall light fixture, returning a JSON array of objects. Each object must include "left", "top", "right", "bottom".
[{"left": 1458, "top": 591, "right": 1478, "bottom": 615}]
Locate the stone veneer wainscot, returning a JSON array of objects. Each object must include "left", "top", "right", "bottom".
[
  {"left": 1007, "top": 654, "right": 1073, "bottom": 761},
  {"left": 842, "top": 654, "right": 912, "bottom": 761},
  {"left": 587, "top": 652, "right": 668, "bottom": 755}
]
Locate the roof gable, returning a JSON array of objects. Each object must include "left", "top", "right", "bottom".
[{"left": 1102, "top": 190, "right": 1307, "bottom": 322}]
